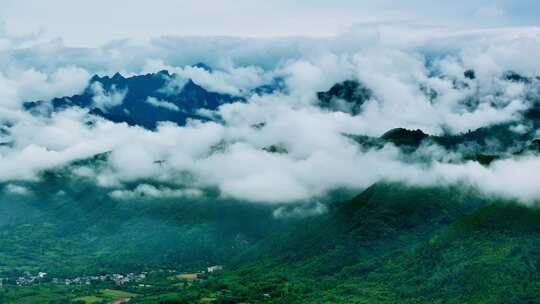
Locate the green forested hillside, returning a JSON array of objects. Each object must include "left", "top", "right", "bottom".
[
  {"left": 2, "top": 181, "right": 540, "bottom": 303},
  {"left": 0, "top": 171, "right": 284, "bottom": 278},
  {"left": 165, "top": 184, "right": 540, "bottom": 304}
]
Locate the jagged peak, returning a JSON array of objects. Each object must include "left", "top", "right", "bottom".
[
  {"left": 111, "top": 72, "right": 124, "bottom": 81},
  {"left": 157, "top": 70, "right": 171, "bottom": 77},
  {"left": 380, "top": 128, "right": 429, "bottom": 147},
  {"left": 191, "top": 62, "right": 213, "bottom": 72}
]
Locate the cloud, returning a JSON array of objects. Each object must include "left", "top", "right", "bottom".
[
  {"left": 2, "top": 1, "right": 539, "bottom": 47},
  {"left": 273, "top": 202, "right": 328, "bottom": 219},
  {"left": 145, "top": 59, "right": 271, "bottom": 96},
  {"left": 146, "top": 97, "right": 179, "bottom": 112},
  {"left": 4, "top": 183, "right": 31, "bottom": 195},
  {"left": 0, "top": 66, "right": 90, "bottom": 109},
  {"left": 0, "top": 26, "right": 540, "bottom": 204},
  {"left": 90, "top": 82, "right": 127, "bottom": 111},
  {"left": 15, "top": 67, "right": 90, "bottom": 104},
  {"left": 432, "top": 157, "right": 540, "bottom": 204},
  {"left": 109, "top": 184, "right": 203, "bottom": 200}
]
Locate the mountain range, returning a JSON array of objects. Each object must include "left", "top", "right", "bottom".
[
  {"left": 23, "top": 68, "right": 243, "bottom": 129},
  {"left": 2, "top": 67, "right": 540, "bottom": 303}
]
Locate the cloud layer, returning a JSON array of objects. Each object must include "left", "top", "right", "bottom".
[
  {"left": 1, "top": 26, "right": 540, "bottom": 204},
  {"left": 2, "top": 0, "right": 540, "bottom": 46}
]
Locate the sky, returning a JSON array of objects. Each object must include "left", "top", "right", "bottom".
[{"left": 1, "top": 0, "right": 540, "bottom": 46}]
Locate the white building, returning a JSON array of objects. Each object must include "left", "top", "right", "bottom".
[{"left": 207, "top": 265, "right": 223, "bottom": 273}]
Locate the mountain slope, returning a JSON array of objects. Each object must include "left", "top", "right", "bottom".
[
  {"left": 168, "top": 183, "right": 540, "bottom": 303},
  {"left": 0, "top": 169, "right": 286, "bottom": 277}
]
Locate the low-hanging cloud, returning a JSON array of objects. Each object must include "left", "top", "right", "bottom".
[
  {"left": 146, "top": 97, "right": 180, "bottom": 112},
  {"left": 91, "top": 82, "right": 127, "bottom": 111},
  {"left": 0, "top": 26, "right": 540, "bottom": 204}
]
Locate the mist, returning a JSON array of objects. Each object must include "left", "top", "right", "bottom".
[{"left": 1, "top": 25, "right": 540, "bottom": 204}]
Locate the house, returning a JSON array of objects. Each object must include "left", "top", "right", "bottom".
[{"left": 207, "top": 265, "right": 223, "bottom": 273}]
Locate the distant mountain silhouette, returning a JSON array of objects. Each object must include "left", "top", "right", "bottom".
[
  {"left": 24, "top": 69, "right": 242, "bottom": 129},
  {"left": 317, "top": 80, "right": 372, "bottom": 115}
]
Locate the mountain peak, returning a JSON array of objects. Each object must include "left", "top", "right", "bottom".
[
  {"left": 380, "top": 128, "right": 429, "bottom": 147},
  {"left": 24, "top": 70, "right": 241, "bottom": 129},
  {"left": 111, "top": 72, "right": 124, "bottom": 81},
  {"left": 317, "top": 80, "right": 372, "bottom": 115},
  {"left": 192, "top": 62, "right": 213, "bottom": 72},
  {"left": 157, "top": 69, "right": 171, "bottom": 77}
]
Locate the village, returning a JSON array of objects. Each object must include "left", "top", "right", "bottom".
[
  {"left": 1, "top": 265, "right": 224, "bottom": 288},
  {"left": 8, "top": 271, "right": 148, "bottom": 287}
]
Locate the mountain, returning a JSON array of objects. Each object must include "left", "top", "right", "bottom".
[
  {"left": 0, "top": 179, "right": 283, "bottom": 278},
  {"left": 172, "top": 183, "right": 540, "bottom": 303},
  {"left": 347, "top": 123, "right": 538, "bottom": 166},
  {"left": 23, "top": 69, "right": 243, "bottom": 129},
  {"left": 253, "top": 77, "right": 287, "bottom": 96},
  {"left": 5, "top": 71, "right": 540, "bottom": 303},
  {"left": 380, "top": 128, "right": 430, "bottom": 147},
  {"left": 326, "top": 71, "right": 540, "bottom": 163},
  {"left": 317, "top": 80, "right": 372, "bottom": 115},
  {"left": 191, "top": 62, "right": 213, "bottom": 72},
  {"left": 3, "top": 176, "right": 540, "bottom": 303}
]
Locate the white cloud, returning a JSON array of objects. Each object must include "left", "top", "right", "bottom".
[
  {"left": 4, "top": 183, "right": 31, "bottom": 195},
  {"left": 109, "top": 184, "right": 203, "bottom": 200},
  {"left": 0, "top": 67, "right": 89, "bottom": 109},
  {"left": 90, "top": 82, "right": 127, "bottom": 111},
  {"left": 432, "top": 157, "right": 540, "bottom": 204},
  {"left": 145, "top": 60, "right": 271, "bottom": 96},
  {"left": 15, "top": 67, "right": 90, "bottom": 103},
  {"left": 2, "top": 1, "right": 539, "bottom": 47},
  {"left": 0, "top": 26, "right": 539, "bottom": 204},
  {"left": 273, "top": 202, "right": 328, "bottom": 219},
  {"left": 146, "top": 97, "right": 180, "bottom": 112}
]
